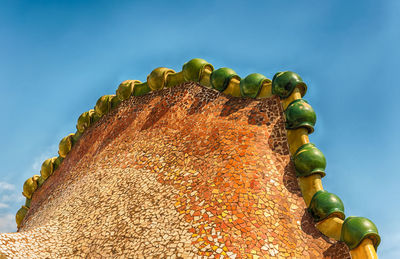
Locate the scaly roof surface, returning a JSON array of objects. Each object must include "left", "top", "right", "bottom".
[{"left": 3, "top": 58, "right": 380, "bottom": 258}]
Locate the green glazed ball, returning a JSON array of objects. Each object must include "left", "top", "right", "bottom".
[
  {"left": 40, "top": 157, "right": 57, "bottom": 180},
  {"left": 22, "top": 176, "right": 39, "bottom": 199},
  {"left": 78, "top": 109, "right": 100, "bottom": 132},
  {"left": 272, "top": 71, "right": 307, "bottom": 98},
  {"left": 210, "top": 68, "right": 241, "bottom": 92},
  {"left": 76, "top": 111, "right": 90, "bottom": 133},
  {"left": 16, "top": 205, "right": 29, "bottom": 228},
  {"left": 308, "top": 190, "right": 345, "bottom": 222},
  {"left": 94, "top": 95, "right": 115, "bottom": 117},
  {"left": 285, "top": 99, "right": 316, "bottom": 133},
  {"left": 58, "top": 133, "right": 75, "bottom": 158},
  {"left": 116, "top": 80, "right": 141, "bottom": 101},
  {"left": 294, "top": 143, "right": 326, "bottom": 177},
  {"left": 77, "top": 109, "right": 99, "bottom": 133},
  {"left": 240, "top": 73, "right": 269, "bottom": 98},
  {"left": 147, "top": 67, "right": 175, "bottom": 91},
  {"left": 341, "top": 216, "right": 380, "bottom": 250},
  {"left": 182, "top": 58, "right": 214, "bottom": 82}
]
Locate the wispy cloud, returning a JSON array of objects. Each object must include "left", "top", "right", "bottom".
[
  {"left": 0, "top": 180, "right": 24, "bottom": 234},
  {"left": 0, "top": 213, "right": 16, "bottom": 233},
  {"left": 0, "top": 193, "right": 24, "bottom": 203},
  {"left": 0, "top": 180, "right": 23, "bottom": 204},
  {"left": 0, "top": 182, "right": 15, "bottom": 191}
]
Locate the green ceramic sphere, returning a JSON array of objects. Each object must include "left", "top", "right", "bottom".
[
  {"left": 285, "top": 99, "right": 316, "bottom": 133},
  {"left": 58, "top": 133, "right": 75, "bottom": 158},
  {"left": 210, "top": 68, "right": 241, "bottom": 92},
  {"left": 16, "top": 206, "right": 29, "bottom": 228},
  {"left": 147, "top": 67, "right": 175, "bottom": 91},
  {"left": 40, "top": 157, "right": 56, "bottom": 180},
  {"left": 94, "top": 95, "right": 115, "bottom": 117},
  {"left": 116, "top": 80, "right": 133, "bottom": 101},
  {"left": 341, "top": 216, "right": 380, "bottom": 250},
  {"left": 22, "top": 176, "right": 38, "bottom": 199},
  {"left": 77, "top": 109, "right": 99, "bottom": 133},
  {"left": 116, "top": 80, "right": 141, "bottom": 101},
  {"left": 77, "top": 111, "right": 91, "bottom": 133},
  {"left": 308, "top": 190, "right": 345, "bottom": 222},
  {"left": 271, "top": 71, "right": 307, "bottom": 98},
  {"left": 182, "top": 58, "right": 214, "bottom": 82},
  {"left": 294, "top": 143, "right": 326, "bottom": 177},
  {"left": 240, "top": 73, "right": 270, "bottom": 98}
]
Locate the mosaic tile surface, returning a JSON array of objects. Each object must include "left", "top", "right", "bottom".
[{"left": 0, "top": 82, "right": 350, "bottom": 258}]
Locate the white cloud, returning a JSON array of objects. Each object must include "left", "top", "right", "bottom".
[
  {"left": 0, "top": 182, "right": 15, "bottom": 191},
  {"left": 0, "top": 203, "right": 9, "bottom": 209},
  {"left": 0, "top": 193, "right": 24, "bottom": 203},
  {"left": 0, "top": 181, "right": 24, "bottom": 211},
  {"left": 0, "top": 213, "right": 16, "bottom": 233}
]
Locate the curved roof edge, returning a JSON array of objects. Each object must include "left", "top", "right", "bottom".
[{"left": 16, "top": 58, "right": 380, "bottom": 258}]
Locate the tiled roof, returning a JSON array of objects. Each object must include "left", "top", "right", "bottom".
[{"left": 16, "top": 58, "right": 379, "bottom": 258}]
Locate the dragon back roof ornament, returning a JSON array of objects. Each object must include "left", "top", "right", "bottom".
[{"left": 0, "top": 58, "right": 379, "bottom": 258}]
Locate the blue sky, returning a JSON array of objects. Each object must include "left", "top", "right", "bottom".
[{"left": 0, "top": 0, "right": 399, "bottom": 257}]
